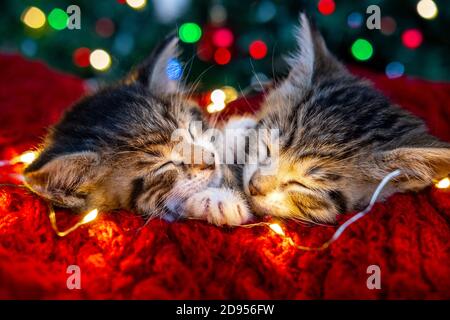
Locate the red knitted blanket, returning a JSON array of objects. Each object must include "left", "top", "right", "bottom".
[{"left": 0, "top": 55, "right": 449, "bottom": 299}]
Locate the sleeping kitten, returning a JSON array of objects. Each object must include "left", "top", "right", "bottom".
[
  {"left": 242, "top": 14, "right": 450, "bottom": 223},
  {"left": 24, "top": 35, "right": 251, "bottom": 226}
]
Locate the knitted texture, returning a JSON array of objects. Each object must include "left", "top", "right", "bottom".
[{"left": 0, "top": 55, "right": 449, "bottom": 299}]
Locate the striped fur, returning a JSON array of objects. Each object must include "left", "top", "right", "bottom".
[
  {"left": 24, "top": 35, "right": 251, "bottom": 226},
  {"left": 243, "top": 14, "right": 450, "bottom": 223}
]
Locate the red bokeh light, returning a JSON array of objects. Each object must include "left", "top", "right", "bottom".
[
  {"left": 214, "top": 48, "right": 231, "bottom": 65},
  {"left": 212, "top": 28, "right": 234, "bottom": 47},
  {"left": 95, "top": 18, "right": 115, "bottom": 38},
  {"left": 402, "top": 29, "right": 423, "bottom": 49},
  {"left": 318, "top": 0, "right": 335, "bottom": 16},
  {"left": 73, "top": 47, "right": 91, "bottom": 67},
  {"left": 249, "top": 40, "right": 267, "bottom": 60}
]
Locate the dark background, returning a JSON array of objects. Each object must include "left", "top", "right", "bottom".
[{"left": 1, "top": 0, "right": 449, "bottom": 92}]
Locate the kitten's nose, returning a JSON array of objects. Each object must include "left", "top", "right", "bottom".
[{"left": 248, "top": 174, "right": 265, "bottom": 196}]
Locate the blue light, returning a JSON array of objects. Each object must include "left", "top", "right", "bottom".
[
  {"left": 386, "top": 62, "right": 405, "bottom": 79},
  {"left": 347, "top": 12, "right": 363, "bottom": 29},
  {"left": 21, "top": 39, "right": 37, "bottom": 57},
  {"left": 166, "top": 58, "right": 183, "bottom": 80}
]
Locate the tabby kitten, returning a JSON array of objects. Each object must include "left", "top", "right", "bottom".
[
  {"left": 242, "top": 14, "right": 450, "bottom": 223},
  {"left": 24, "top": 35, "right": 251, "bottom": 226}
]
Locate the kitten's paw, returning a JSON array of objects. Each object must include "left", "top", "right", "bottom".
[{"left": 184, "top": 188, "right": 252, "bottom": 226}]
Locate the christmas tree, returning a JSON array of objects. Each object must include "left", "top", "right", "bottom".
[{"left": 1, "top": 0, "right": 448, "bottom": 95}]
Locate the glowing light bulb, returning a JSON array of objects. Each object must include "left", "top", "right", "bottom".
[
  {"left": 206, "top": 101, "right": 225, "bottom": 114},
  {"left": 417, "top": 0, "right": 438, "bottom": 20},
  {"left": 81, "top": 209, "right": 99, "bottom": 224},
  {"left": 269, "top": 223, "right": 285, "bottom": 236},
  {"left": 126, "top": 0, "right": 147, "bottom": 10},
  {"left": 436, "top": 177, "right": 450, "bottom": 189},
  {"left": 222, "top": 86, "right": 238, "bottom": 103},
  {"left": 211, "top": 89, "right": 226, "bottom": 104},
  {"left": 11, "top": 151, "right": 37, "bottom": 165},
  {"left": 21, "top": 7, "right": 46, "bottom": 29},
  {"left": 89, "top": 49, "right": 111, "bottom": 71}
]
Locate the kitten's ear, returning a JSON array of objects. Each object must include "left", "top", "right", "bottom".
[
  {"left": 264, "top": 13, "right": 343, "bottom": 106},
  {"left": 371, "top": 145, "right": 450, "bottom": 191},
  {"left": 24, "top": 152, "right": 100, "bottom": 209},
  {"left": 126, "top": 33, "right": 182, "bottom": 96}
]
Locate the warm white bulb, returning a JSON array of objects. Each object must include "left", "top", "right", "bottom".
[
  {"left": 417, "top": 0, "right": 438, "bottom": 20},
  {"left": 126, "top": 0, "right": 147, "bottom": 10},
  {"left": 206, "top": 101, "right": 225, "bottom": 113},
  {"left": 436, "top": 177, "right": 450, "bottom": 189},
  {"left": 269, "top": 223, "right": 285, "bottom": 236},
  {"left": 210, "top": 89, "right": 226, "bottom": 104},
  {"left": 11, "top": 151, "right": 37, "bottom": 165},
  {"left": 90, "top": 49, "right": 111, "bottom": 71},
  {"left": 82, "top": 209, "right": 99, "bottom": 224}
]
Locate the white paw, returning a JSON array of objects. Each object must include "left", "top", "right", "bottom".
[{"left": 184, "top": 188, "right": 252, "bottom": 226}]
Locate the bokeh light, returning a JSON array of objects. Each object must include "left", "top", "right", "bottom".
[
  {"left": 347, "top": 12, "right": 363, "bottom": 29},
  {"left": 73, "top": 47, "right": 91, "bottom": 67},
  {"left": 318, "top": 0, "right": 336, "bottom": 16},
  {"left": 385, "top": 62, "right": 405, "bottom": 79},
  {"left": 381, "top": 16, "right": 397, "bottom": 35},
  {"left": 402, "top": 29, "right": 423, "bottom": 49},
  {"left": 21, "top": 7, "right": 46, "bottom": 29},
  {"left": 179, "top": 22, "right": 202, "bottom": 43},
  {"left": 212, "top": 28, "right": 234, "bottom": 48},
  {"left": 351, "top": 39, "right": 373, "bottom": 61},
  {"left": 126, "top": 0, "right": 147, "bottom": 10},
  {"left": 48, "top": 8, "right": 68, "bottom": 30},
  {"left": 222, "top": 86, "right": 238, "bottom": 103},
  {"left": 417, "top": 0, "right": 438, "bottom": 20},
  {"left": 249, "top": 40, "right": 268, "bottom": 60},
  {"left": 96, "top": 18, "right": 115, "bottom": 38},
  {"left": 436, "top": 177, "right": 450, "bottom": 189},
  {"left": 214, "top": 47, "right": 231, "bottom": 65},
  {"left": 89, "top": 49, "right": 112, "bottom": 71},
  {"left": 166, "top": 58, "right": 183, "bottom": 80}
]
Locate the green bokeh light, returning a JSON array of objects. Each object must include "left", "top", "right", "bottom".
[
  {"left": 48, "top": 8, "right": 68, "bottom": 30},
  {"left": 351, "top": 38, "right": 373, "bottom": 61},
  {"left": 179, "top": 22, "right": 202, "bottom": 43}
]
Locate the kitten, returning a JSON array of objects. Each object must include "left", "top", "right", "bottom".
[
  {"left": 24, "top": 35, "right": 251, "bottom": 226},
  {"left": 242, "top": 14, "right": 450, "bottom": 223}
]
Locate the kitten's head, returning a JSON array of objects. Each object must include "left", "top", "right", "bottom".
[
  {"left": 24, "top": 35, "right": 221, "bottom": 217},
  {"left": 243, "top": 14, "right": 450, "bottom": 223}
]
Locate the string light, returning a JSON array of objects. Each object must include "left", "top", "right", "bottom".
[
  {"left": 402, "top": 29, "right": 423, "bottom": 49},
  {"left": 212, "top": 28, "right": 234, "bottom": 48},
  {"left": 385, "top": 61, "right": 405, "bottom": 79},
  {"left": 269, "top": 223, "right": 285, "bottom": 236},
  {"left": 249, "top": 40, "right": 268, "bottom": 60},
  {"left": 95, "top": 18, "right": 115, "bottom": 38},
  {"left": 11, "top": 151, "right": 37, "bottom": 166},
  {"left": 179, "top": 22, "right": 202, "bottom": 43},
  {"left": 207, "top": 89, "right": 226, "bottom": 113},
  {"left": 214, "top": 47, "right": 231, "bottom": 65},
  {"left": 221, "top": 86, "right": 238, "bottom": 103},
  {"left": 351, "top": 38, "right": 373, "bottom": 61},
  {"left": 89, "top": 49, "right": 112, "bottom": 71},
  {"left": 436, "top": 177, "right": 450, "bottom": 189},
  {"left": 49, "top": 207, "right": 99, "bottom": 237},
  {"left": 380, "top": 16, "right": 397, "bottom": 36},
  {"left": 317, "top": 0, "right": 336, "bottom": 16},
  {"left": 347, "top": 12, "right": 363, "bottom": 29},
  {"left": 73, "top": 47, "right": 91, "bottom": 68},
  {"left": 21, "top": 7, "right": 46, "bottom": 29},
  {"left": 126, "top": 0, "right": 147, "bottom": 10},
  {"left": 417, "top": 0, "right": 438, "bottom": 20},
  {"left": 48, "top": 8, "right": 68, "bottom": 30}
]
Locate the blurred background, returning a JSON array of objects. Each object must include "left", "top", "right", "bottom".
[{"left": 1, "top": 0, "right": 449, "bottom": 94}]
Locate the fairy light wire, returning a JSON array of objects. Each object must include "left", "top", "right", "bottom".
[{"left": 239, "top": 169, "right": 402, "bottom": 251}]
